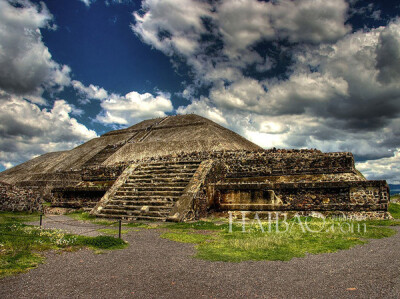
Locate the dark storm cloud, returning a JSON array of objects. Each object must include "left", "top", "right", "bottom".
[{"left": 376, "top": 23, "right": 400, "bottom": 84}]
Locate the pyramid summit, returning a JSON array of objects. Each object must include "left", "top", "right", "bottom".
[
  {"left": 0, "top": 114, "right": 391, "bottom": 221},
  {"left": 0, "top": 114, "right": 260, "bottom": 185}
]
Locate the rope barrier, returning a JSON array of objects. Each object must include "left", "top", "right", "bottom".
[
  {"left": 42, "top": 215, "right": 120, "bottom": 235},
  {"left": 43, "top": 214, "right": 118, "bottom": 228},
  {"left": 0, "top": 214, "right": 122, "bottom": 238}
]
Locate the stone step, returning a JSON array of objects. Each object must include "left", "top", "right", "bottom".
[
  {"left": 96, "top": 160, "right": 201, "bottom": 221},
  {"left": 124, "top": 181, "right": 190, "bottom": 187},
  {"left": 100, "top": 208, "right": 170, "bottom": 217},
  {"left": 118, "top": 186, "right": 185, "bottom": 192},
  {"left": 110, "top": 199, "right": 174, "bottom": 206},
  {"left": 139, "top": 161, "right": 202, "bottom": 167},
  {"left": 113, "top": 195, "right": 180, "bottom": 201},
  {"left": 137, "top": 164, "right": 200, "bottom": 170},
  {"left": 139, "top": 162, "right": 199, "bottom": 167},
  {"left": 128, "top": 173, "right": 194, "bottom": 179},
  {"left": 96, "top": 213, "right": 167, "bottom": 221},
  {"left": 82, "top": 144, "right": 124, "bottom": 167},
  {"left": 115, "top": 190, "right": 183, "bottom": 196},
  {"left": 124, "top": 180, "right": 189, "bottom": 187},
  {"left": 107, "top": 204, "right": 172, "bottom": 211},
  {"left": 132, "top": 169, "right": 197, "bottom": 176}
]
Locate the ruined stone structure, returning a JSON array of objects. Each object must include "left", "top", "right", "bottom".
[
  {"left": 0, "top": 182, "right": 42, "bottom": 212},
  {"left": 0, "top": 114, "right": 391, "bottom": 220}
]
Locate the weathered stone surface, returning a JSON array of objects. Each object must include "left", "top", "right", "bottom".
[
  {"left": 167, "top": 160, "right": 222, "bottom": 222},
  {"left": 0, "top": 114, "right": 392, "bottom": 220},
  {"left": 92, "top": 161, "right": 202, "bottom": 221},
  {"left": 91, "top": 163, "right": 140, "bottom": 215},
  {"left": 0, "top": 181, "right": 41, "bottom": 212},
  {"left": 212, "top": 181, "right": 389, "bottom": 213}
]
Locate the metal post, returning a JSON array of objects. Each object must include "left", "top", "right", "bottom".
[
  {"left": 40, "top": 214, "right": 43, "bottom": 228},
  {"left": 118, "top": 220, "right": 122, "bottom": 239}
]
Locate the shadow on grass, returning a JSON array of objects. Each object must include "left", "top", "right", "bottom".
[{"left": 0, "top": 212, "right": 127, "bottom": 278}]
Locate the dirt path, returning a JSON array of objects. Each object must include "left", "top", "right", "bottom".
[
  {"left": 0, "top": 221, "right": 399, "bottom": 298},
  {"left": 26, "top": 215, "right": 117, "bottom": 237}
]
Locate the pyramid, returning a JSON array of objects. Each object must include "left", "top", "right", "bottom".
[
  {"left": 0, "top": 114, "right": 391, "bottom": 221},
  {"left": 0, "top": 114, "right": 261, "bottom": 187}
]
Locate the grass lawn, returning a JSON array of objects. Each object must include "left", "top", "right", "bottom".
[
  {"left": 389, "top": 201, "right": 400, "bottom": 219},
  {"left": 161, "top": 205, "right": 400, "bottom": 262},
  {"left": 391, "top": 194, "right": 400, "bottom": 203},
  {"left": 66, "top": 211, "right": 116, "bottom": 225},
  {"left": 0, "top": 212, "right": 127, "bottom": 278},
  {"left": 66, "top": 211, "right": 153, "bottom": 229}
]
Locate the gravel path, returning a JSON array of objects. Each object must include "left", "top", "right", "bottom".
[
  {"left": 26, "top": 215, "right": 118, "bottom": 237},
  {"left": 0, "top": 219, "right": 399, "bottom": 298}
]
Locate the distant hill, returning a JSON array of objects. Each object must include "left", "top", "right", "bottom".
[{"left": 389, "top": 184, "right": 400, "bottom": 195}]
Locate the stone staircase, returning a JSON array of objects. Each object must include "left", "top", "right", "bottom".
[
  {"left": 96, "top": 160, "right": 201, "bottom": 221},
  {"left": 82, "top": 143, "right": 125, "bottom": 167}
]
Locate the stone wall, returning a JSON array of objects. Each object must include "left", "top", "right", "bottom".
[
  {"left": 81, "top": 165, "right": 126, "bottom": 181},
  {"left": 222, "top": 151, "right": 355, "bottom": 177},
  {"left": 15, "top": 171, "right": 81, "bottom": 189},
  {"left": 167, "top": 160, "right": 227, "bottom": 222},
  {"left": 0, "top": 181, "right": 42, "bottom": 212},
  {"left": 46, "top": 149, "right": 382, "bottom": 218},
  {"left": 51, "top": 187, "right": 106, "bottom": 209},
  {"left": 213, "top": 181, "right": 389, "bottom": 213},
  {"left": 226, "top": 172, "right": 364, "bottom": 183},
  {"left": 50, "top": 165, "right": 124, "bottom": 209},
  {"left": 87, "top": 149, "right": 355, "bottom": 180}
]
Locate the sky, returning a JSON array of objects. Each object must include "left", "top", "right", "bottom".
[{"left": 0, "top": 0, "right": 400, "bottom": 184}]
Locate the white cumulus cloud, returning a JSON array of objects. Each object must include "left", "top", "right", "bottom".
[
  {"left": 357, "top": 150, "right": 400, "bottom": 184},
  {"left": 0, "top": 91, "right": 97, "bottom": 169},
  {"left": 0, "top": 0, "right": 71, "bottom": 103},
  {"left": 72, "top": 80, "right": 109, "bottom": 103},
  {"left": 97, "top": 91, "right": 173, "bottom": 125}
]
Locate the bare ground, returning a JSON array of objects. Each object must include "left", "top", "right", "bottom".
[{"left": 0, "top": 217, "right": 399, "bottom": 299}]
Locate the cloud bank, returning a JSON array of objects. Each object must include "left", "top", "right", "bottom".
[
  {"left": 0, "top": 0, "right": 71, "bottom": 103},
  {"left": 0, "top": 0, "right": 173, "bottom": 168},
  {"left": 133, "top": 0, "right": 400, "bottom": 182},
  {"left": 1, "top": 0, "right": 400, "bottom": 185}
]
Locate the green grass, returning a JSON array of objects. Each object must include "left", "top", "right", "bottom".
[
  {"left": 0, "top": 211, "right": 40, "bottom": 225},
  {"left": 0, "top": 212, "right": 127, "bottom": 278},
  {"left": 361, "top": 219, "right": 399, "bottom": 226},
  {"left": 160, "top": 217, "right": 397, "bottom": 262},
  {"left": 389, "top": 203, "right": 400, "bottom": 219},
  {"left": 75, "top": 235, "right": 126, "bottom": 249},
  {"left": 163, "top": 220, "right": 228, "bottom": 231},
  {"left": 66, "top": 211, "right": 115, "bottom": 225},
  {"left": 66, "top": 211, "right": 153, "bottom": 229},
  {"left": 161, "top": 232, "right": 213, "bottom": 243}
]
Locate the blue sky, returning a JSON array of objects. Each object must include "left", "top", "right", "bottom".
[{"left": 1, "top": 0, "right": 400, "bottom": 184}]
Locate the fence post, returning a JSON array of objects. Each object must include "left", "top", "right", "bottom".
[
  {"left": 40, "top": 214, "right": 43, "bottom": 228},
  {"left": 118, "top": 220, "right": 122, "bottom": 239}
]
